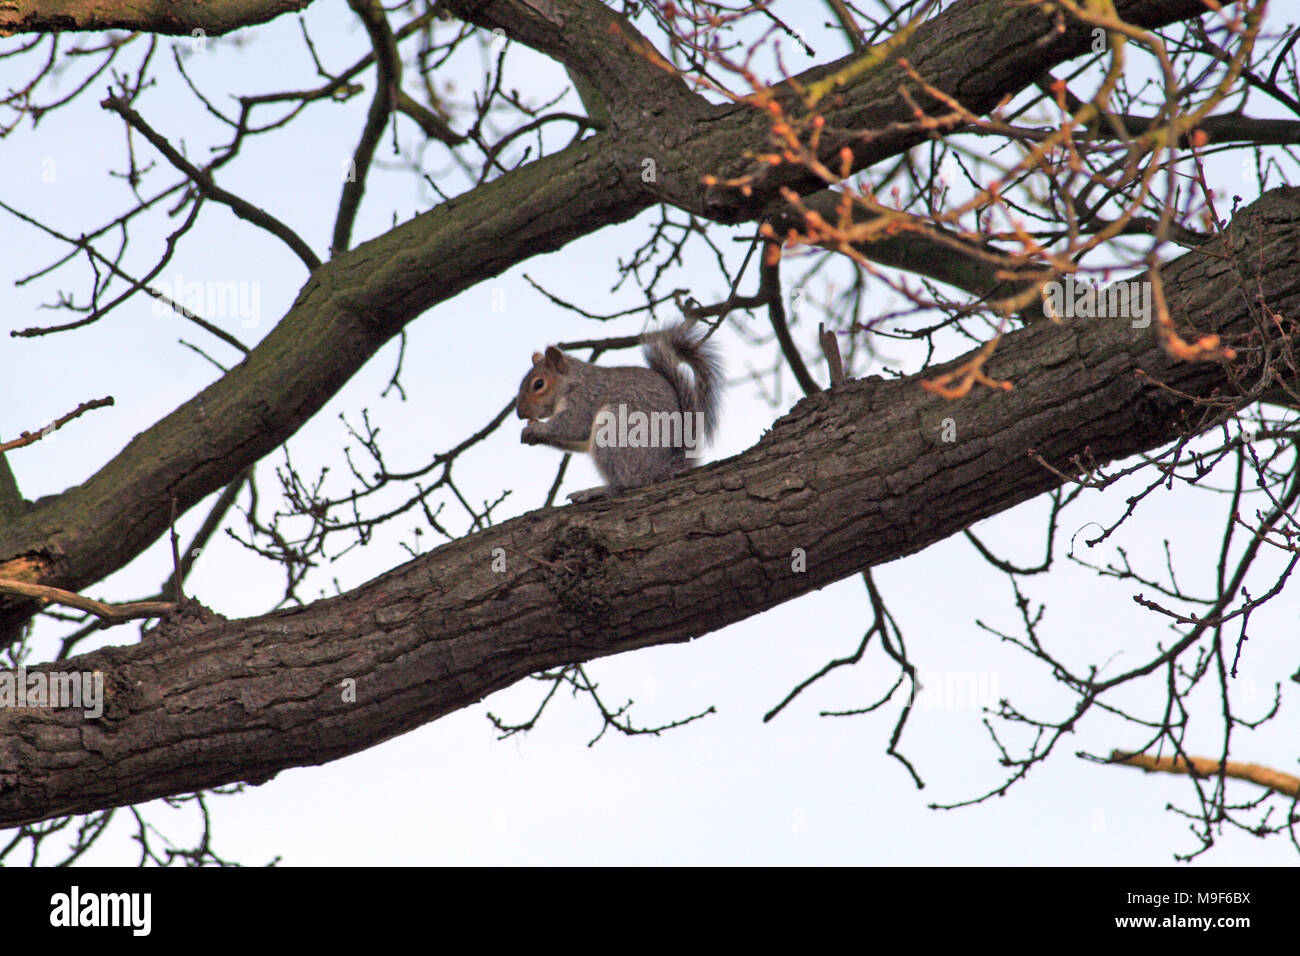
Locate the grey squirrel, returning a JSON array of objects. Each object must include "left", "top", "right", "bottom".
[{"left": 516, "top": 323, "right": 722, "bottom": 502}]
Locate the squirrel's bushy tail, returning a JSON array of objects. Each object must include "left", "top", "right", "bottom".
[{"left": 644, "top": 323, "right": 723, "bottom": 442}]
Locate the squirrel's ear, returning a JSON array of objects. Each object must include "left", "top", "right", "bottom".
[
  {"left": 543, "top": 346, "right": 567, "bottom": 371},
  {"left": 531, "top": 351, "right": 544, "bottom": 365}
]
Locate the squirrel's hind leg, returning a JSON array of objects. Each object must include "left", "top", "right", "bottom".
[{"left": 566, "top": 486, "right": 609, "bottom": 504}]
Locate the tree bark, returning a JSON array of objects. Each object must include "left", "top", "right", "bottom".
[
  {"left": 0, "top": 0, "right": 314, "bottom": 36},
  {"left": 2, "top": 184, "right": 1295, "bottom": 828}
]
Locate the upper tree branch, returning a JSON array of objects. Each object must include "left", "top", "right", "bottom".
[
  {"left": 440, "top": 0, "right": 706, "bottom": 127},
  {"left": 0, "top": 0, "right": 1226, "bottom": 636},
  {"left": 2, "top": 0, "right": 315, "bottom": 36}
]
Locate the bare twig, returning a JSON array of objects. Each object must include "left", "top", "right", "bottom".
[
  {"left": 100, "top": 95, "right": 321, "bottom": 271},
  {"left": 0, "top": 397, "right": 114, "bottom": 453},
  {"left": 1111, "top": 750, "right": 1300, "bottom": 797},
  {"left": 0, "top": 579, "right": 173, "bottom": 623},
  {"left": 818, "top": 322, "right": 845, "bottom": 385}
]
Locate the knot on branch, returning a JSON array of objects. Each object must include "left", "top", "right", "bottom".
[
  {"left": 142, "top": 600, "right": 226, "bottom": 644},
  {"left": 543, "top": 525, "right": 611, "bottom": 621}
]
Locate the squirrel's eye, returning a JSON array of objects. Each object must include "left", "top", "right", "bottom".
[{"left": 532, "top": 378, "right": 545, "bottom": 391}]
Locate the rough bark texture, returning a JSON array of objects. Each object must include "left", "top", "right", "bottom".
[
  {"left": 2, "top": 186, "right": 1296, "bottom": 828},
  {"left": 1, "top": 0, "right": 315, "bottom": 36}
]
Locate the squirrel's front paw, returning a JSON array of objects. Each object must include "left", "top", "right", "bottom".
[{"left": 520, "top": 421, "right": 543, "bottom": 444}]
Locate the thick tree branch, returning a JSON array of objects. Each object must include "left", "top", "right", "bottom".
[
  {"left": 1, "top": 185, "right": 1296, "bottom": 828},
  {"left": 440, "top": 0, "right": 705, "bottom": 127},
  {"left": 1, "top": 0, "right": 315, "bottom": 37}
]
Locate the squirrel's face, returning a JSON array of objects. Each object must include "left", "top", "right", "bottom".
[
  {"left": 516, "top": 348, "right": 567, "bottom": 420},
  {"left": 517, "top": 366, "right": 550, "bottom": 420}
]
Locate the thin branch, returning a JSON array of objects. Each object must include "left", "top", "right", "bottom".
[
  {"left": 0, "top": 580, "right": 173, "bottom": 623},
  {"left": 0, "top": 398, "right": 114, "bottom": 453},
  {"left": 333, "top": 0, "right": 401, "bottom": 255},
  {"left": 1111, "top": 750, "right": 1300, "bottom": 798},
  {"left": 100, "top": 94, "right": 321, "bottom": 271}
]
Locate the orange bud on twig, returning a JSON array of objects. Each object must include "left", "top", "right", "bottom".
[{"left": 921, "top": 332, "right": 1013, "bottom": 398}]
